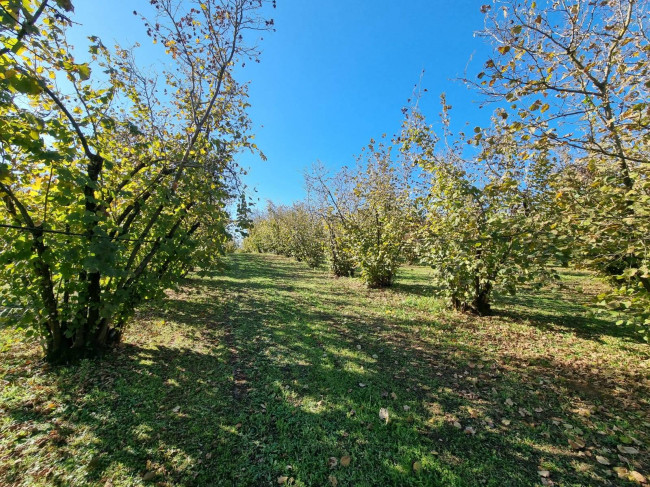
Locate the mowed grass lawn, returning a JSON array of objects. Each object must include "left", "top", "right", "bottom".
[{"left": 1, "top": 253, "right": 649, "bottom": 486}]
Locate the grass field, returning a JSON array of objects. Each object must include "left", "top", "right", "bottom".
[{"left": 1, "top": 253, "right": 648, "bottom": 486}]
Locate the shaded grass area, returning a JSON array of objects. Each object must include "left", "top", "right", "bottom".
[
  {"left": 497, "top": 268, "right": 642, "bottom": 342},
  {"left": 1, "top": 253, "right": 648, "bottom": 486}
]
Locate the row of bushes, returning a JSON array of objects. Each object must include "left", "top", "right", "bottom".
[{"left": 242, "top": 0, "right": 649, "bottom": 340}]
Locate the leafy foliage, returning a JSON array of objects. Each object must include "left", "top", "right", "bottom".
[
  {"left": 343, "top": 142, "right": 413, "bottom": 288},
  {"left": 304, "top": 145, "right": 414, "bottom": 288},
  {"left": 0, "top": 0, "right": 271, "bottom": 361},
  {"left": 402, "top": 103, "right": 559, "bottom": 314},
  {"left": 476, "top": 0, "right": 650, "bottom": 337},
  {"left": 242, "top": 202, "right": 325, "bottom": 268},
  {"left": 258, "top": 145, "right": 414, "bottom": 288},
  {"left": 305, "top": 164, "right": 356, "bottom": 277}
]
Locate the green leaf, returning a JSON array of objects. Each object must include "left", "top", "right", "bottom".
[
  {"left": 76, "top": 63, "right": 91, "bottom": 81},
  {"left": 10, "top": 75, "right": 42, "bottom": 95},
  {"left": 0, "top": 163, "right": 11, "bottom": 183},
  {"left": 55, "top": 0, "right": 74, "bottom": 12}
]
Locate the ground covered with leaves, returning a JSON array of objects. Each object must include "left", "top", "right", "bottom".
[{"left": 1, "top": 253, "right": 649, "bottom": 486}]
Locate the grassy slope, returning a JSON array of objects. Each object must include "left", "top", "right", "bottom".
[{"left": 0, "top": 253, "right": 648, "bottom": 486}]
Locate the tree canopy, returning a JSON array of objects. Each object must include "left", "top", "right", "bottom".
[{"left": 0, "top": 0, "right": 272, "bottom": 361}]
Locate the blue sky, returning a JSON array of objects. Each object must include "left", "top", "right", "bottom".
[{"left": 71, "top": 1, "right": 494, "bottom": 207}]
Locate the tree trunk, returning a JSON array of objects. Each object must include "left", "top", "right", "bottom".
[
  {"left": 450, "top": 283, "right": 492, "bottom": 316},
  {"left": 472, "top": 287, "right": 492, "bottom": 316},
  {"left": 46, "top": 319, "right": 121, "bottom": 364}
]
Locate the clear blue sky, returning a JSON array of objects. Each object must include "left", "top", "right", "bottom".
[{"left": 71, "top": 1, "right": 494, "bottom": 207}]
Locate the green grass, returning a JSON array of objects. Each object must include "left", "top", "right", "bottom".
[{"left": 1, "top": 253, "right": 648, "bottom": 486}]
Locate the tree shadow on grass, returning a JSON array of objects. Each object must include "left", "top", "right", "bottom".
[
  {"left": 494, "top": 289, "right": 644, "bottom": 343},
  {"left": 3, "top": 253, "right": 647, "bottom": 486},
  {"left": 145, "top": 254, "right": 647, "bottom": 485},
  {"left": 2, "top": 341, "right": 244, "bottom": 486},
  {"left": 389, "top": 261, "right": 643, "bottom": 345},
  {"left": 226, "top": 310, "right": 646, "bottom": 486},
  {"left": 391, "top": 280, "right": 441, "bottom": 298}
]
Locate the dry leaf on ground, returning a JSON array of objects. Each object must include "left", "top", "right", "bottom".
[
  {"left": 595, "top": 455, "right": 610, "bottom": 465},
  {"left": 379, "top": 408, "right": 389, "bottom": 422}
]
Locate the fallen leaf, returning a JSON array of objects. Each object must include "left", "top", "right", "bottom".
[
  {"left": 568, "top": 438, "right": 585, "bottom": 450},
  {"left": 328, "top": 475, "right": 338, "bottom": 486},
  {"left": 501, "top": 419, "right": 511, "bottom": 426},
  {"left": 277, "top": 476, "right": 288, "bottom": 485},
  {"left": 630, "top": 471, "right": 647, "bottom": 483},
  {"left": 328, "top": 457, "right": 338, "bottom": 469},
  {"left": 505, "top": 398, "right": 514, "bottom": 406},
  {"left": 464, "top": 426, "right": 476, "bottom": 435},
  {"left": 595, "top": 455, "right": 610, "bottom": 465},
  {"left": 453, "top": 421, "right": 462, "bottom": 429},
  {"left": 412, "top": 460, "right": 422, "bottom": 472},
  {"left": 358, "top": 383, "right": 366, "bottom": 388},
  {"left": 390, "top": 392, "right": 397, "bottom": 400},
  {"left": 613, "top": 467, "right": 629, "bottom": 479},
  {"left": 379, "top": 408, "right": 389, "bottom": 422},
  {"left": 403, "top": 405, "right": 410, "bottom": 411},
  {"left": 142, "top": 471, "right": 156, "bottom": 481},
  {"left": 538, "top": 470, "right": 550, "bottom": 478},
  {"left": 340, "top": 455, "right": 351, "bottom": 467},
  {"left": 617, "top": 445, "right": 639, "bottom": 455}
]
